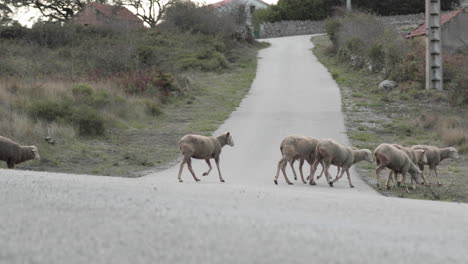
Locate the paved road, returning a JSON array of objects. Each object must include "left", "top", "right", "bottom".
[{"left": 1, "top": 35, "right": 467, "bottom": 264}]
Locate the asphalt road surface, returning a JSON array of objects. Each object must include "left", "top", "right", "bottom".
[{"left": 1, "top": 35, "right": 467, "bottom": 264}]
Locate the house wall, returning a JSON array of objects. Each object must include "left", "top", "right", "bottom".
[
  {"left": 442, "top": 11, "right": 468, "bottom": 53},
  {"left": 72, "top": 5, "right": 143, "bottom": 29},
  {"left": 72, "top": 5, "right": 103, "bottom": 26}
]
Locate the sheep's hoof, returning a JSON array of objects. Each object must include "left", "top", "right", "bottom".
[
  {"left": 294, "top": 177, "right": 297, "bottom": 181},
  {"left": 309, "top": 181, "right": 316, "bottom": 186},
  {"left": 195, "top": 178, "right": 200, "bottom": 182},
  {"left": 397, "top": 182, "right": 401, "bottom": 187},
  {"left": 377, "top": 184, "right": 381, "bottom": 190},
  {"left": 287, "top": 182, "right": 293, "bottom": 185},
  {"left": 329, "top": 182, "right": 334, "bottom": 187},
  {"left": 302, "top": 181, "right": 307, "bottom": 184},
  {"left": 220, "top": 179, "right": 225, "bottom": 183},
  {"left": 202, "top": 172, "right": 209, "bottom": 176},
  {"left": 420, "top": 182, "right": 425, "bottom": 186},
  {"left": 387, "top": 186, "right": 391, "bottom": 190},
  {"left": 179, "top": 179, "right": 183, "bottom": 183},
  {"left": 437, "top": 183, "right": 442, "bottom": 186},
  {"left": 350, "top": 185, "right": 354, "bottom": 188},
  {"left": 274, "top": 180, "right": 278, "bottom": 185}
]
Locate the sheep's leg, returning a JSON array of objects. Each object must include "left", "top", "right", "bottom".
[
  {"left": 419, "top": 164, "right": 428, "bottom": 185},
  {"left": 419, "top": 170, "right": 428, "bottom": 186},
  {"left": 289, "top": 159, "right": 298, "bottom": 181},
  {"left": 375, "top": 164, "right": 387, "bottom": 190},
  {"left": 308, "top": 159, "right": 320, "bottom": 185},
  {"left": 7, "top": 160, "right": 15, "bottom": 169},
  {"left": 333, "top": 167, "right": 341, "bottom": 181},
  {"left": 434, "top": 166, "right": 442, "bottom": 186},
  {"left": 202, "top": 159, "right": 212, "bottom": 176},
  {"left": 281, "top": 159, "right": 293, "bottom": 185},
  {"left": 316, "top": 161, "right": 326, "bottom": 180},
  {"left": 274, "top": 157, "right": 287, "bottom": 185},
  {"left": 332, "top": 166, "right": 346, "bottom": 184},
  {"left": 298, "top": 159, "right": 307, "bottom": 184},
  {"left": 214, "top": 157, "right": 225, "bottom": 183},
  {"left": 386, "top": 171, "right": 393, "bottom": 190},
  {"left": 345, "top": 168, "right": 354, "bottom": 188},
  {"left": 177, "top": 159, "right": 187, "bottom": 183},
  {"left": 323, "top": 161, "right": 334, "bottom": 187},
  {"left": 186, "top": 158, "right": 200, "bottom": 182},
  {"left": 402, "top": 172, "right": 410, "bottom": 193}
]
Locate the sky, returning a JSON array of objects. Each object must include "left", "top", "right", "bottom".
[{"left": 12, "top": 0, "right": 278, "bottom": 27}]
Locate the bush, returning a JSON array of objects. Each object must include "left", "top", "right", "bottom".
[
  {"left": 256, "top": 0, "right": 343, "bottom": 23},
  {"left": 353, "top": 0, "right": 459, "bottom": 15},
  {"left": 447, "top": 57, "right": 468, "bottom": 106},
  {"left": 160, "top": 0, "right": 236, "bottom": 38},
  {"left": 29, "top": 100, "right": 71, "bottom": 122},
  {"left": 70, "top": 106, "right": 106, "bottom": 136}
]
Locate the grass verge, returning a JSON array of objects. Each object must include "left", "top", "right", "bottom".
[
  {"left": 311, "top": 35, "right": 468, "bottom": 203},
  {"left": 1, "top": 42, "right": 268, "bottom": 176}
]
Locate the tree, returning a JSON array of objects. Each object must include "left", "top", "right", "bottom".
[
  {"left": 123, "top": 0, "right": 172, "bottom": 28},
  {"left": 5, "top": 0, "right": 107, "bottom": 22},
  {"left": 0, "top": 2, "right": 13, "bottom": 25}
]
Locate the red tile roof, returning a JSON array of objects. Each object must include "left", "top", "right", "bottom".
[
  {"left": 405, "top": 8, "right": 465, "bottom": 38},
  {"left": 89, "top": 2, "right": 142, "bottom": 22}
]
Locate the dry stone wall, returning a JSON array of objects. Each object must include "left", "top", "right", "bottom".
[{"left": 258, "top": 13, "right": 426, "bottom": 39}]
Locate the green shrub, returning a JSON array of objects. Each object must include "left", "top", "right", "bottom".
[
  {"left": 352, "top": 0, "right": 459, "bottom": 15},
  {"left": 144, "top": 100, "right": 163, "bottom": 116},
  {"left": 70, "top": 106, "right": 106, "bottom": 136},
  {"left": 29, "top": 100, "right": 71, "bottom": 122},
  {"left": 325, "top": 17, "right": 341, "bottom": 48}
]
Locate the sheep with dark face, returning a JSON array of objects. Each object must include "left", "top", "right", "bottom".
[
  {"left": 177, "top": 132, "right": 234, "bottom": 183},
  {"left": 0, "top": 136, "right": 40, "bottom": 168},
  {"left": 374, "top": 144, "right": 422, "bottom": 193},
  {"left": 411, "top": 145, "right": 459, "bottom": 186},
  {"left": 309, "top": 139, "right": 373, "bottom": 188}
]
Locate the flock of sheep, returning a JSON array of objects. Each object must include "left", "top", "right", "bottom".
[
  {"left": 0, "top": 132, "right": 459, "bottom": 193},
  {"left": 177, "top": 133, "right": 459, "bottom": 193}
]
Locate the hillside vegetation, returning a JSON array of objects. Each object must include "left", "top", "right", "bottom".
[
  {"left": 312, "top": 11, "right": 468, "bottom": 202},
  {"left": 0, "top": 2, "right": 267, "bottom": 176}
]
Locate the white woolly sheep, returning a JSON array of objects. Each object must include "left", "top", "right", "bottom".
[
  {"left": 390, "top": 144, "right": 428, "bottom": 188},
  {"left": 0, "top": 136, "right": 40, "bottom": 168},
  {"left": 411, "top": 145, "right": 459, "bottom": 186},
  {"left": 309, "top": 139, "right": 373, "bottom": 188},
  {"left": 274, "top": 136, "right": 323, "bottom": 185},
  {"left": 374, "top": 143, "right": 422, "bottom": 193},
  {"left": 177, "top": 132, "right": 234, "bottom": 183}
]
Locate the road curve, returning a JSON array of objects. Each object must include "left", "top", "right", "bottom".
[{"left": 1, "top": 35, "right": 468, "bottom": 264}]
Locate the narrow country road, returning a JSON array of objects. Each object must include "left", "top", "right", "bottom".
[{"left": 1, "top": 35, "right": 467, "bottom": 264}]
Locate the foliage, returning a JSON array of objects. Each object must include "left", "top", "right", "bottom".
[
  {"left": 352, "top": 0, "right": 460, "bottom": 15},
  {"left": 123, "top": 0, "right": 171, "bottom": 28},
  {"left": 254, "top": 0, "right": 343, "bottom": 23},
  {"left": 6, "top": 0, "right": 108, "bottom": 22},
  {"left": 446, "top": 56, "right": 468, "bottom": 106}
]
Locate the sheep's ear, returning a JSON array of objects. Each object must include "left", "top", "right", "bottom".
[{"left": 226, "top": 132, "right": 230, "bottom": 137}]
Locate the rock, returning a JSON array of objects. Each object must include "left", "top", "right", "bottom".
[{"left": 379, "top": 80, "right": 398, "bottom": 91}]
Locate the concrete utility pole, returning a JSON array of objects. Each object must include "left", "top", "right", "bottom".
[
  {"left": 426, "top": 0, "right": 443, "bottom": 90},
  {"left": 346, "top": 0, "right": 352, "bottom": 11}
]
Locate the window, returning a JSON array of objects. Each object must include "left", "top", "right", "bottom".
[{"left": 250, "top": 5, "right": 256, "bottom": 14}]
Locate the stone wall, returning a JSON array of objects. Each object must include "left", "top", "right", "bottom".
[
  {"left": 258, "top": 13, "right": 426, "bottom": 39},
  {"left": 258, "top": 20, "right": 325, "bottom": 39}
]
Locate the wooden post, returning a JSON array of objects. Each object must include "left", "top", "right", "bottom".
[
  {"left": 426, "top": 0, "right": 443, "bottom": 90},
  {"left": 346, "top": 0, "right": 352, "bottom": 11}
]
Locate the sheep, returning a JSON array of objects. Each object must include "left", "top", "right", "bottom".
[
  {"left": 274, "top": 136, "right": 322, "bottom": 185},
  {"left": 177, "top": 132, "right": 234, "bottom": 183},
  {"left": 389, "top": 144, "right": 428, "bottom": 188},
  {"left": 411, "top": 145, "right": 459, "bottom": 186},
  {"left": 0, "top": 136, "right": 40, "bottom": 168},
  {"left": 308, "top": 139, "right": 373, "bottom": 188},
  {"left": 374, "top": 143, "right": 422, "bottom": 193}
]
